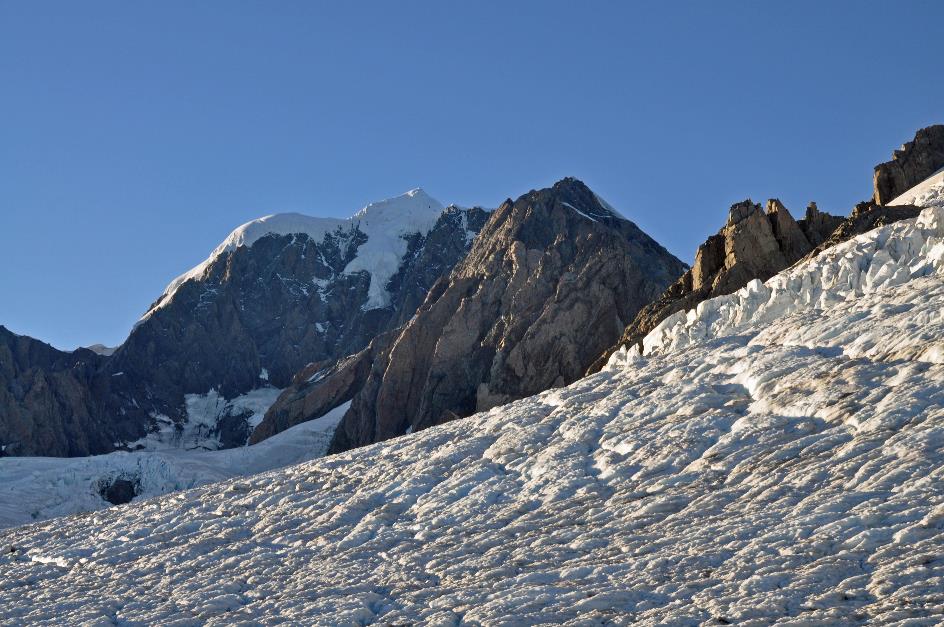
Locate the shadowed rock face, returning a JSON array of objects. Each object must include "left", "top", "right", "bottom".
[
  {"left": 0, "top": 328, "right": 114, "bottom": 457},
  {"left": 248, "top": 207, "right": 491, "bottom": 444},
  {"left": 0, "top": 207, "right": 489, "bottom": 457},
  {"left": 874, "top": 125, "right": 944, "bottom": 205},
  {"left": 313, "top": 178, "right": 686, "bottom": 453}
]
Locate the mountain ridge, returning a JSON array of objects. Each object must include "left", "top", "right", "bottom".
[
  {"left": 0, "top": 193, "right": 488, "bottom": 456},
  {"left": 252, "top": 177, "right": 686, "bottom": 451},
  {"left": 589, "top": 124, "right": 944, "bottom": 373}
]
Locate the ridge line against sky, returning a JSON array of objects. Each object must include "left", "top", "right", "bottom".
[{"left": 1, "top": 0, "right": 943, "bottom": 349}]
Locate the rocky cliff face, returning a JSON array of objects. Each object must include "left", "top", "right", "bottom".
[
  {"left": 590, "top": 127, "right": 944, "bottom": 373},
  {"left": 873, "top": 125, "right": 944, "bottom": 205},
  {"left": 587, "top": 199, "right": 834, "bottom": 372},
  {"left": 279, "top": 178, "right": 686, "bottom": 453},
  {"left": 0, "top": 194, "right": 489, "bottom": 457},
  {"left": 0, "top": 328, "right": 108, "bottom": 457},
  {"left": 591, "top": 196, "right": 922, "bottom": 372},
  {"left": 249, "top": 206, "right": 490, "bottom": 444}
]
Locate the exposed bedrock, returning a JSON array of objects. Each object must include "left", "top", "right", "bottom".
[
  {"left": 315, "top": 178, "right": 687, "bottom": 452},
  {"left": 589, "top": 197, "right": 921, "bottom": 372},
  {"left": 873, "top": 125, "right": 944, "bottom": 205}
]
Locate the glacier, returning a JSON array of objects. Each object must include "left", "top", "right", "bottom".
[
  {"left": 0, "top": 403, "right": 349, "bottom": 529},
  {"left": 3, "top": 180, "right": 944, "bottom": 623}
]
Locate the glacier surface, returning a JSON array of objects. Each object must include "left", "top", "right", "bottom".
[
  {"left": 4, "top": 178, "right": 944, "bottom": 624},
  {"left": 0, "top": 403, "right": 349, "bottom": 529}
]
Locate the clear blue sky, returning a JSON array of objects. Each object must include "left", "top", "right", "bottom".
[{"left": 2, "top": 1, "right": 942, "bottom": 350}]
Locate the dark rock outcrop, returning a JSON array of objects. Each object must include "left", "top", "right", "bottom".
[
  {"left": 0, "top": 327, "right": 117, "bottom": 456},
  {"left": 797, "top": 201, "right": 922, "bottom": 264},
  {"left": 873, "top": 125, "right": 944, "bottom": 205},
  {"left": 308, "top": 178, "right": 686, "bottom": 452},
  {"left": 799, "top": 202, "right": 844, "bottom": 247}
]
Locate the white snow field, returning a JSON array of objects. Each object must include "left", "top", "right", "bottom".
[{"left": 4, "top": 181, "right": 944, "bottom": 623}]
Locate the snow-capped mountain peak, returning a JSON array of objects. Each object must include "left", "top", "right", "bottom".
[
  {"left": 346, "top": 188, "right": 445, "bottom": 309},
  {"left": 351, "top": 187, "right": 441, "bottom": 220},
  {"left": 143, "top": 189, "right": 446, "bottom": 319}
]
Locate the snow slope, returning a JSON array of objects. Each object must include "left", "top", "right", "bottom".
[
  {"left": 3, "top": 191, "right": 944, "bottom": 623},
  {"left": 142, "top": 188, "right": 444, "bottom": 318},
  {"left": 0, "top": 403, "right": 349, "bottom": 529}
]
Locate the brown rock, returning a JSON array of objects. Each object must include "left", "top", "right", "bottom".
[
  {"left": 592, "top": 192, "right": 926, "bottom": 373},
  {"left": 799, "top": 202, "right": 843, "bottom": 246},
  {"left": 589, "top": 198, "right": 824, "bottom": 373},
  {"left": 248, "top": 333, "right": 394, "bottom": 445}
]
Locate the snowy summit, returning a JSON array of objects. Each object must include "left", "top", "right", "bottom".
[{"left": 143, "top": 188, "right": 444, "bottom": 318}]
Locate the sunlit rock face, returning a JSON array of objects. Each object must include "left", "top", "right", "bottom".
[
  {"left": 321, "top": 177, "right": 686, "bottom": 452},
  {"left": 592, "top": 180, "right": 924, "bottom": 375}
]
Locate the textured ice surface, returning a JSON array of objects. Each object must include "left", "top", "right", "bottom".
[
  {"left": 0, "top": 403, "right": 348, "bottom": 529},
  {"left": 4, "top": 179, "right": 944, "bottom": 624}
]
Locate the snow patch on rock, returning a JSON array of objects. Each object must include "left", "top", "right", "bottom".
[{"left": 126, "top": 387, "right": 283, "bottom": 452}]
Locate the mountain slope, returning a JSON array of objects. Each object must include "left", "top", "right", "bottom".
[
  {"left": 278, "top": 177, "right": 687, "bottom": 452},
  {"left": 0, "top": 330, "right": 111, "bottom": 457},
  {"left": 3, "top": 187, "right": 944, "bottom": 623},
  {"left": 0, "top": 191, "right": 489, "bottom": 456}
]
